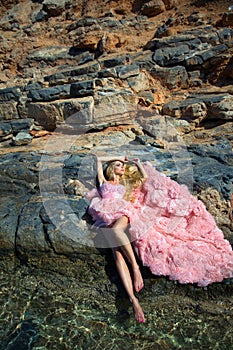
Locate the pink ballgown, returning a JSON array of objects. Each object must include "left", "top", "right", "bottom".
[{"left": 87, "top": 162, "right": 233, "bottom": 287}]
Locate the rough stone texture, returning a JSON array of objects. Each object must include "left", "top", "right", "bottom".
[
  {"left": 12, "top": 131, "right": 33, "bottom": 145},
  {"left": 0, "top": 0, "right": 232, "bottom": 292},
  {"left": 93, "top": 90, "right": 137, "bottom": 125},
  {"left": 151, "top": 64, "right": 189, "bottom": 89},
  {"left": 42, "top": 0, "right": 68, "bottom": 17},
  {"left": 0, "top": 6, "right": 232, "bottom": 135},
  {"left": 162, "top": 93, "right": 233, "bottom": 122},
  {"left": 0, "top": 101, "right": 19, "bottom": 120},
  {"left": 0, "top": 195, "right": 28, "bottom": 254},
  {"left": 27, "top": 97, "right": 94, "bottom": 131},
  {"left": 0, "top": 123, "right": 232, "bottom": 263},
  {"left": 141, "top": 0, "right": 166, "bottom": 17}
]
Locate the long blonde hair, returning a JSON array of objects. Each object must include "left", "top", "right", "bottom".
[{"left": 121, "top": 163, "right": 144, "bottom": 201}]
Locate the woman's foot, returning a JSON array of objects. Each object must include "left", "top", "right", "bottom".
[
  {"left": 131, "top": 297, "right": 145, "bottom": 323},
  {"left": 133, "top": 266, "right": 144, "bottom": 292}
]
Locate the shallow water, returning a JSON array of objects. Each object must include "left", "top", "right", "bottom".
[{"left": 0, "top": 257, "right": 233, "bottom": 350}]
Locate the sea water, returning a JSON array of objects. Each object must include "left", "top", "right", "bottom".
[{"left": 0, "top": 257, "right": 233, "bottom": 350}]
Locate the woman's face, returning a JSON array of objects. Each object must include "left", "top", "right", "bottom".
[{"left": 113, "top": 161, "right": 125, "bottom": 176}]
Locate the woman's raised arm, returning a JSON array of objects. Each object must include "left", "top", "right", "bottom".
[
  {"left": 96, "top": 155, "right": 127, "bottom": 185},
  {"left": 97, "top": 157, "right": 106, "bottom": 185}
]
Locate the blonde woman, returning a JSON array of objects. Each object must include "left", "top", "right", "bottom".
[
  {"left": 87, "top": 156, "right": 147, "bottom": 323},
  {"left": 87, "top": 156, "right": 233, "bottom": 321}
]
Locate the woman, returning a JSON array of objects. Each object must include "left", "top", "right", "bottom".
[
  {"left": 87, "top": 156, "right": 147, "bottom": 323},
  {"left": 87, "top": 156, "right": 233, "bottom": 322}
]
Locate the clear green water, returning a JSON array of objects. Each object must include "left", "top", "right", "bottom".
[{"left": 1, "top": 257, "right": 233, "bottom": 350}]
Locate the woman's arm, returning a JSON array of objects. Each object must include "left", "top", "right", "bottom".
[
  {"left": 97, "top": 158, "right": 106, "bottom": 185},
  {"left": 96, "top": 155, "right": 127, "bottom": 185}
]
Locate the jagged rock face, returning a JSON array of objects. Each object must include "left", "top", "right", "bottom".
[
  {"left": 0, "top": 0, "right": 232, "bottom": 261},
  {"left": 0, "top": 0, "right": 232, "bottom": 88},
  {"left": 0, "top": 25, "right": 233, "bottom": 135}
]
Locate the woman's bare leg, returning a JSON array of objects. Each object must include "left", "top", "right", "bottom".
[
  {"left": 103, "top": 216, "right": 145, "bottom": 322},
  {"left": 111, "top": 216, "right": 144, "bottom": 292},
  {"left": 113, "top": 248, "right": 145, "bottom": 323}
]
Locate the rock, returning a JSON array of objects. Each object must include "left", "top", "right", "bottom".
[
  {"left": 28, "top": 85, "right": 71, "bottom": 102},
  {"left": 98, "top": 54, "right": 128, "bottom": 68},
  {"left": 16, "top": 199, "right": 52, "bottom": 262},
  {"left": 74, "top": 32, "right": 103, "bottom": 51},
  {"left": 140, "top": 0, "right": 166, "bottom": 17},
  {"left": 98, "top": 32, "right": 127, "bottom": 53},
  {"left": 0, "top": 118, "right": 35, "bottom": 142},
  {"left": 218, "top": 56, "right": 233, "bottom": 84},
  {"left": 15, "top": 194, "right": 93, "bottom": 262},
  {"left": 70, "top": 80, "right": 95, "bottom": 97},
  {"left": 0, "top": 87, "right": 22, "bottom": 102},
  {"left": 0, "top": 195, "right": 29, "bottom": 255},
  {"left": 116, "top": 64, "right": 140, "bottom": 79},
  {"left": 11, "top": 118, "right": 34, "bottom": 132},
  {"left": 162, "top": 93, "right": 233, "bottom": 121},
  {"left": 30, "top": 130, "right": 51, "bottom": 138},
  {"left": 93, "top": 90, "right": 137, "bottom": 126},
  {"left": 217, "top": 11, "right": 233, "bottom": 27},
  {"left": 0, "top": 122, "right": 13, "bottom": 141},
  {"left": 0, "top": 117, "right": 34, "bottom": 141},
  {"left": 207, "top": 95, "right": 233, "bottom": 120},
  {"left": 188, "top": 12, "right": 205, "bottom": 25},
  {"left": 0, "top": 100, "right": 19, "bottom": 120},
  {"left": 12, "top": 131, "right": 33, "bottom": 146},
  {"left": 27, "top": 97, "right": 94, "bottom": 131},
  {"left": 188, "top": 70, "right": 202, "bottom": 87},
  {"left": 0, "top": 71, "right": 9, "bottom": 84},
  {"left": 163, "top": 115, "right": 192, "bottom": 134},
  {"left": 180, "top": 137, "right": 228, "bottom": 190},
  {"left": 44, "top": 62, "right": 100, "bottom": 85},
  {"left": 42, "top": 0, "right": 68, "bottom": 17},
  {"left": 145, "top": 27, "right": 233, "bottom": 87},
  {"left": 182, "top": 102, "right": 208, "bottom": 125},
  {"left": 138, "top": 90, "right": 156, "bottom": 106},
  {"left": 98, "top": 67, "right": 118, "bottom": 78},
  {"left": 151, "top": 64, "right": 189, "bottom": 89},
  {"left": 27, "top": 46, "right": 82, "bottom": 62},
  {"left": 152, "top": 44, "right": 190, "bottom": 66},
  {"left": 33, "top": 9, "right": 48, "bottom": 22},
  {"left": 0, "top": 152, "right": 40, "bottom": 195},
  {"left": 64, "top": 178, "right": 89, "bottom": 196},
  {"left": 127, "top": 71, "right": 150, "bottom": 93}
]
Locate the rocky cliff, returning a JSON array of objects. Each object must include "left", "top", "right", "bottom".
[{"left": 0, "top": 0, "right": 232, "bottom": 268}]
